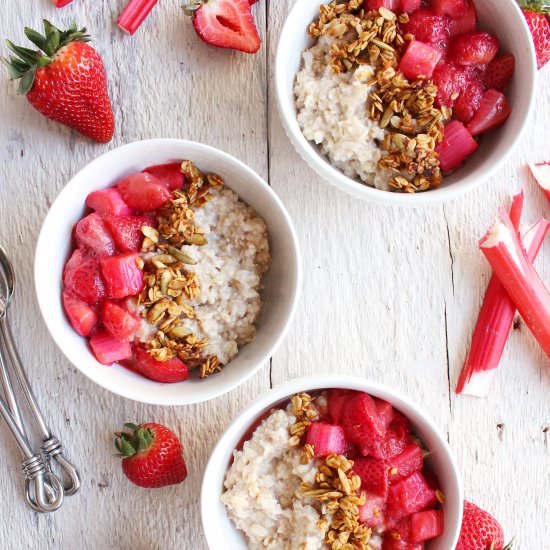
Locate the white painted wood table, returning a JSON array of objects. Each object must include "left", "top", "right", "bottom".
[{"left": 0, "top": 1, "right": 549, "bottom": 548}]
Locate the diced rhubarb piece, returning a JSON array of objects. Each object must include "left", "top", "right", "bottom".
[
  {"left": 62, "top": 290, "right": 98, "bottom": 337},
  {"left": 74, "top": 213, "right": 116, "bottom": 256},
  {"left": 399, "top": 40, "right": 443, "bottom": 80},
  {"left": 382, "top": 536, "right": 425, "bottom": 549},
  {"left": 117, "top": 172, "right": 172, "bottom": 211},
  {"left": 63, "top": 247, "right": 88, "bottom": 280},
  {"left": 484, "top": 54, "right": 515, "bottom": 91},
  {"left": 343, "top": 392, "right": 387, "bottom": 446},
  {"left": 529, "top": 163, "right": 550, "bottom": 204},
  {"left": 359, "top": 493, "right": 386, "bottom": 529},
  {"left": 100, "top": 253, "right": 144, "bottom": 299},
  {"left": 432, "top": 62, "right": 472, "bottom": 107},
  {"left": 448, "top": 0, "right": 477, "bottom": 36},
  {"left": 388, "top": 444, "right": 424, "bottom": 483},
  {"left": 375, "top": 398, "right": 394, "bottom": 428},
  {"left": 64, "top": 257, "right": 106, "bottom": 305},
  {"left": 404, "top": 9, "right": 450, "bottom": 51},
  {"left": 85, "top": 188, "right": 134, "bottom": 217},
  {"left": 366, "top": 0, "right": 400, "bottom": 10},
  {"left": 118, "top": 0, "right": 159, "bottom": 35},
  {"left": 435, "top": 121, "right": 478, "bottom": 172},
  {"left": 429, "top": 0, "right": 468, "bottom": 19},
  {"left": 52, "top": 0, "right": 73, "bottom": 7},
  {"left": 143, "top": 162, "right": 185, "bottom": 191},
  {"left": 90, "top": 331, "right": 132, "bottom": 365},
  {"left": 328, "top": 388, "right": 357, "bottom": 424},
  {"left": 306, "top": 423, "right": 349, "bottom": 457},
  {"left": 387, "top": 472, "right": 438, "bottom": 518},
  {"left": 101, "top": 300, "right": 141, "bottom": 342},
  {"left": 453, "top": 80, "right": 484, "bottom": 124},
  {"left": 409, "top": 510, "right": 444, "bottom": 542},
  {"left": 353, "top": 457, "right": 390, "bottom": 498},
  {"left": 448, "top": 31, "right": 499, "bottom": 66},
  {"left": 480, "top": 211, "right": 550, "bottom": 359},
  {"left": 400, "top": 0, "right": 422, "bottom": 13},
  {"left": 104, "top": 215, "right": 156, "bottom": 253},
  {"left": 386, "top": 517, "right": 412, "bottom": 544},
  {"left": 467, "top": 89, "right": 511, "bottom": 136},
  {"left": 131, "top": 345, "right": 189, "bottom": 383}
]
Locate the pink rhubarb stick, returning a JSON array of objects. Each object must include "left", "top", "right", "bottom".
[
  {"left": 480, "top": 211, "right": 550, "bottom": 360},
  {"left": 529, "top": 162, "right": 550, "bottom": 204},
  {"left": 52, "top": 0, "right": 73, "bottom": 6},
  {"left": 117, "top": 0, "right": 159, "bottom": 35}
]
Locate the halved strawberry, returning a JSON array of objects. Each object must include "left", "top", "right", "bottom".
[
  {"left": 90, "top": 331, "right": 132, "bottom": 365},
  {"left": 101, "top": 300, "right": 141, "bottom": 341},
  {"left": 342, "top": 392, "right": 387, "bottom": 446},
  {"left": 74, "top": 213, "right": 116, "bottom": 256},
  {"left": 466, "top": 89, "right": 511, "bottom": 136},
  {"left": 399, "top": 40, "right": 443, "bottom": 80},
  {"left": 85, "top": 188, "right": 134, "bottom": 217},
  {"left": 143, "top": 163, "right": 185, "bottom": 191},
  {"left": 453, "top": 79, "right": 484, "bottom": 123},
  {"left": 188, "top": 0, "right": 261, "bottom": 54},
  {"left": 448, "top": 0, "right": 477, "bottom": 36},
  {"left": 132, "top": 345, "right": 190, "bottom": 383},
  {"left": 374, "top": 398, "right": 394, "bottom": 428},
  {"left": 104, "top": 215, "right": 155, "bottom": 253},
  {"left": 117, "top": 173, "right": 172, "bottom": 211},
  {"left": 429, "top": 0, "right": 468, "bottom": 19},
  {"left": 62, "top": 290, "right": 98, "bottom": 336},
  {"left": 353, "top": 457, "right": 390, "bottom": 498},
  {"left": 403, "top": 9, "right": 450, "bottom": 51},
  {"left": 63, "top": 247, "right": 88, "bottom": 280},
  {"left": 448, "top": 31, "right": 499, "bottom": 66},
  {"left": 100, "top": 253, "right": 144, "bottom": 299},
  {"left": 483, "top": 54, "right": 515, "bottom": 91},
  {"left": 64, "top": 257, "right": 106, "bottom": 305}
]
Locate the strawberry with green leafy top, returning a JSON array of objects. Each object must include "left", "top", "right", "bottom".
[{"left": 518, "top": 0, "right": 550, "bottom": 68}]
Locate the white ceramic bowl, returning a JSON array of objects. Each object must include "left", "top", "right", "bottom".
[
  {"left": 201, "top": 375, "right": 463, "bottom": 549},
  {"left": 275, "top": 0, "right": 537, "bottom": 206},
  {"left": 34, "top": 139, "right": 301, "bottom": 405}
]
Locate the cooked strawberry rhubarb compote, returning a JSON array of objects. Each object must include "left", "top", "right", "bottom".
[
  {"left": 222, "top": 390, "right": 445, "bottom": 550},
  {"left": 62, "top": 160, "right": 270, "bottom": 382},
  {"left": 295, "top": 0, "right": 514, "bottom": 192}
]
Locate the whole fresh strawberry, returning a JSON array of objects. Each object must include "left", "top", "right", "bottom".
[
  {"left": 456, "top": 501, "right": 513, "bottom": 550},
  {"left": 1, "top": 21, "right": 114, "bottom": 142},
  {"left": 114, "top": 423, "right": 188, "bottom": 488},
  {"left": 184, "top": 0, "right": 261, "bottom": 54},
  {"left": 518, "top": 1, "right": 550, "bottom": 69}
]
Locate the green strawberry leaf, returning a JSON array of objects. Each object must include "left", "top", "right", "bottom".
[
  {"left": 44, "top": 29, "right": 60, "bottom": 57},
  {"left": 5, "top": 41, "right": 39, "bottom": 65},
  {"left": 24, "top": 28, "right": 46, "bottom": 51},
  {"left": 0, "top": 57, "right": 24, "bottom": 79},
  {"left": 16, "top": 68, "right": 36, "bottom": 95}
]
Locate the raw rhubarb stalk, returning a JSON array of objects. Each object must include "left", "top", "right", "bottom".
[
  {"left": 117, "top": 0, "right": 159, "bottom": 35},
  {"left": 480, "top": 210, "right": 550, "bottom": 360},
  {"left": 52, "top": 0, "right": 74, "bottom": 7},
  {"left": 529, "top": 162, "right": 550, "bottom": 204}
]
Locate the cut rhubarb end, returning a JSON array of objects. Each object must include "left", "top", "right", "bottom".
[
  {"left": 52, "top": 0, "right": 74, "bottom": 7},
  {"left": 118, "top": 0, "right": 159, "bottom": 35},
  {"left": 528, "top": 162, "right": 550, "bottom": 204}
]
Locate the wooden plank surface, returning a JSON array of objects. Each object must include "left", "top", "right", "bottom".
[{"left": 0, "top": 0, "right": 549, "bottom": 548}]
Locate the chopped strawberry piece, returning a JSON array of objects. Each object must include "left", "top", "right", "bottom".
[
  {"left": 74, "top": 213, "right": 116, "bottom": 256},
  {"left": 466, "top": 89, "right": 511, "bottom": 136},
  {"left": 448, "top": 0, "right": 477, "bottom": 36},
  {"left": 399, "top": 40, "right": 443, "bottom": 80},
  {"left": 390, "top": 410, "right": 412, "bottom": 436},
  {"left": 453, "top": 79, "right": 484, "bottom": 123},
  {"left": 432, "top": 62, "right": 472, "bottom": 107},
  {"left": 64, "top": 257, "right": 106, "bottom": 305},
  {"left": 448, "top": 31, "right": 499, "bottom": 66},
  {"left": 117, "top": 172, "right": 172, "bottom": 211},
  {"left": 63, "top": 247, "right": 88, "bottom": 280},
  {"left": 403, "top": 9, "right": 450, "bottom": 51},
  {"left": 100, "top": 253, "right": 144, "bottom": 299},
  {"left": 385, "top": 517, "right": 412, "bottom": 543},
  {"left": 101, "top": 300, "right": 141, "bottom": 341},
  {"left": 62, "top": 290, "right": 98, "bottom": 336},
  {"left": 483, "top": 54, "right": 515, "bottom": 91},
  {"left": 328, "top": 388, "right": 357, "bottom": 424},
  {"left": 409, "top": 510, "right": 444, "bottom": 542},
  {"left": 143, "top": 163, "right": 185, "bottom": 191},
  {"left": 306, "top": 423, "right": 349, "bottom": 457},
  {"left": 367, "top": 428, "right": 409, "bottom": 460},
  {"left": 382, "top": 536, "right": 424, "bottom": 550},
  {"left": 400, "top": 0, "right": 422, "bottom": 14},
  {"left": 388, "top": 444, "right": 424, "bottom": 483},
  {"left": 85, "top": 188, "right": 134, "bottom": 217},
  {"left": 90, "top": 331, "right": 132, "bottom": 365},
  {"left": 366, "top": 0, "right": 400, "bottom": 10},
  {"left": 132, "top": 345, "right": 189, "bottom": 383},
  {"left": 374, "top": 398, "right": 394, "bottom": 428},
  {"left": 343, "top": 392, "right": 387, "bottom": 447},
  {"left": 387, "top": 472, "right": 438, "bottom": 518},
  {"left": 435, "top": 120, "right": 478, "bottom": 172},
  {"left": 104, "top": 215, "right": 156, "bottom": 253},
  {"left": 353, "top": 457, "right": 390, "bottom": 498},
  {"left": 429, "top": 0, "right": 468, "bottom": 19},
  {"left": 359, "top": 493, "right": 386, "bottom": 528}
]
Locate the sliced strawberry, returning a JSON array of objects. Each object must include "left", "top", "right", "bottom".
[
  {"left": 143, "top": 163, "right": 185, "bottom": 191},
  {"left": 390, "top": 410, "right": 412, "bottom": 436},
  {"left": 466, "top": 89, "right": 511, "bottom": 136},
  {"left": 432, "top": 61, "right": 472, "bottom": 107},
  {"left": 399, "top": 40, "right": 443, "bottom": 80},
  {"left": 435, "top": 120, "right": 478, "bottom": 172},
  {"left": 306, "top": 423, "right": 349, "bottom": 457},
  {"left": 403, "top": 9, "right": 450, "bottom": 51},
  {"left": 448, "top": 0, "right": 477, "bottom": 37},
  {"left": 387, "top": 472, "right": 438, "bottom": 519},
  {"left": 352, "top": 457, "right": 390, "bottom": 498},
  {"left": 374, "top": 398, "right": 394, "bottom": 428},
  {"left": 101, "top": 300, "right": 141, "bottom": 341},
  {"left": 117, "top": 172, "right": 172, "bottom": 211},
  {"left": 100, "top": 253, "right": 144, "bottom": 299},
  {"left": 368, "top": 428, "right": 409, "bottom": 460},
  {"left": 358, "top": 493, "right": 386, "bottom": 529},
  {"left": 385, "top": 517, "right": 412, "bottom": 543},
  {"left": 453, "top": 79, "right": 484, "bottom": 123},
  {"left": 429, "top": 0, "right": 468, "bottom": 19},
  {"left": 328, "top": 388, "right": 357, "bottom": 424},
  {"left": 74, "top": 213, "right": 116, "bottom": 256},
  {"left": 90, "top": 331, "right": 132, "bottom": 365},
  {"left": 448, "top": 31, "right": 499, "bottom": 66},
  {"left": 399, "top": 0, "right": 422, "bottom": 14},
  {"left": 409, "top": 510, "right": 444, "bottom": 542},
  {"left": 388, "top": 444, "right": 424, "bottom": 484},
  {"left": 62, "top": 290, "right": 98, "bottom": 336},
  {"left": 132, "top": 345, "right": 189, "bottom": 383},
  {"left": 85, "top": 188, "right": 134, "bottom": 217},
  {"left": 191, "top": 0, "right": 261, "bottom": 54},
  {"left": 483, "top": 54, "right": 515, "bottom": 91},
  {"left": 63, "top": 247, "right": 88, "bottom": 280},
  {"left": 342, "top": 392, "right": 387, "bottom": 446},
  {"left": 64, "top": 257, "right": 106, "bottom": 305},
  {"left": 104, "top": 215, "right": 155, "bottom": 253},
  {"left": 366, "top": 0, "right": 400, "bottom": 10}
]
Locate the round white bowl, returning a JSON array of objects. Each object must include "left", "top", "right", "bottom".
[
  {"left": 201, "top": 375, "right": 463, "bottom": 549},
  {"left": 34, "top": 139, "right": 301, "bottom": 405},
  {"left": 275, "top": 0, "right": 537, "bottom": 206}
]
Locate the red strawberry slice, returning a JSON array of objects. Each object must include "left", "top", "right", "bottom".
[
  {"left": 400, "top": 0, "right": 422, "bottom": 14},
  {"left": 104, "top": 215, "right": 155, "bottom": 253},
  {"left": 62, "top": 290, "right": 98, "bottom": 336},
  {"left": 388, "top": 443, "right": 424, "bottom": 484},
  {"left": 435, "top": 120, "right": 478, "bottom": 172},
  {"left": 85, "top": 188, "right": 134, "bottom": 217},
  {"left": 328, "top": 388, "right": 357, "bottom": 424},
  {"left": 143, "top": 163, "right": 185, "bottom": 191},
  {"left": 522, "top": 9, "right": 550, "bottom": 70},
  {"left": 358, "top": 493, "right": 386, "bottom": 528},
  {"left": 131, "top": 345, "right": 190, "bottom": 383},
  {"left": 448, "top": 31, "right": 499, "bottom": 66},
  {"left": 399, "top": 40, "right": 443, "bottom": 80},
  {"left": 453, "top": 79, "right": 484, "bottom": 123},
  {"left": 403, "top": 9, "right": 450, "bottom": 51},
  {"left": 353, "top": 457, "right": 390, "bottom": 498},
  {"left": 100, "top": 253, "right": 144, "bottom": 299},
  {"left": 64, "top": 257, "right": 106, "bottom": 305},
  {"left": 374, "top": 398, "right": 394, "bottom": 428},
  {"left": 409, "top": 509, "right": 444, "bottom": 542},
  {"left": 432, "top": 61, "right": 472, "bottom": 107},
  {"left": 367, "top": 428, "right": 409, "bottom": 460},
  {"left": 117, "top": 173, "right": 172, "bottom": 211},
  {"left": 382, "top": 536, "right": 424, "bottom": 549},
  {"left": 448, "top": 0, "right": 477, "bottom": 36},
  {"left": 466, "top": 89, "right": 511, "bottom": 136},
  {"left": 191, "top": 0, "right": 261, "bottom": 54},
  {"left": 483, "top": 54, "right": 515, "bottom": 91},
  {"left": 429, "top": 0, "right": 468, "bottom": 19},
  {"left": 343, "top": 392, "right": 387, "bottom": 446},
  {"left": 387, "top": 472, "right": 438, "bottom": 519},
  {"left": 90, "top": 331, "right": 132, "bottom": 365},
  {"left": 75, "top": 213, "right": 116, "bottom": 256},
  {"left": 63, "top": 247, "right": 88, "bottom": 280},
  {"left": 101, "top": 300, "right": 141, "bottom": 342},
  {"left": 385, "top": 517, "right": 412, "bottom": 543},
  {"left": 366, "top": 0, "right": 400, "bottom": 10}
]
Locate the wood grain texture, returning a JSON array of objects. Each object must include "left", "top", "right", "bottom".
[{"left": 0, "top": 0, "right": 549, "bottom": 548}]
